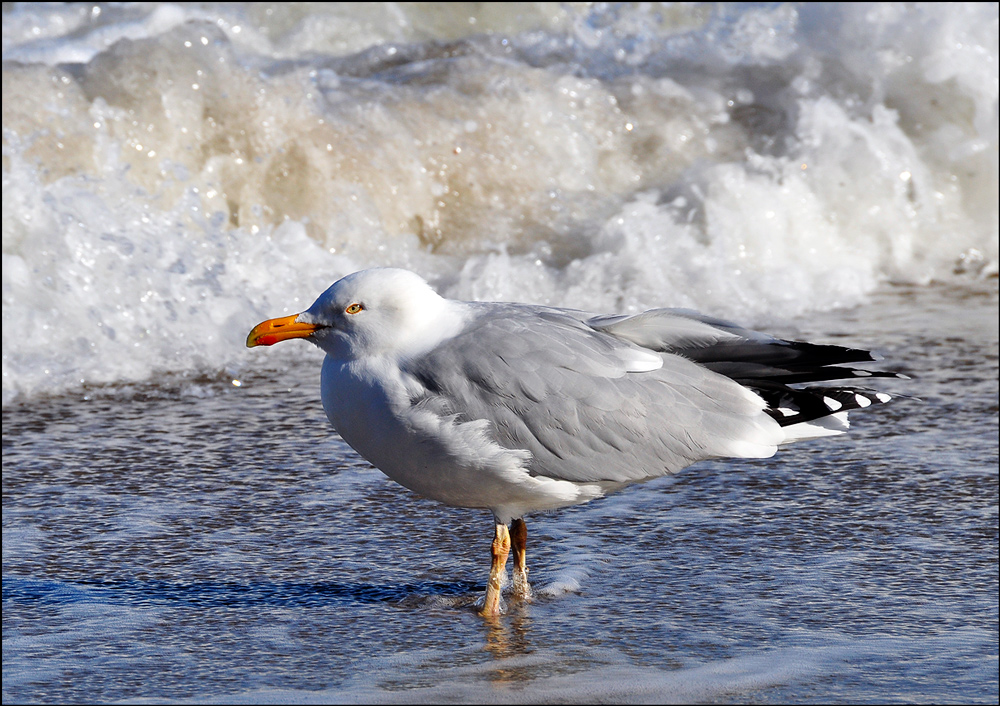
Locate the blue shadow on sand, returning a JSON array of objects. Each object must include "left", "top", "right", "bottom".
[{"left": 2, "top": 576, "right": 483, "bottom": 608}]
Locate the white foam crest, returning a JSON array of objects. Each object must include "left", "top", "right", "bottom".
[
  {"left": 2, "top": 4, "right": 189, "bottom": 65},
  {"left": 2, "top": 4, "right": 996, "bottom": 402},
  {"left": 536, "top": 553, "right": 600, "bottom": 599},
  {"left": 1, "top": 145, "right": 359, "bottom": 405}
]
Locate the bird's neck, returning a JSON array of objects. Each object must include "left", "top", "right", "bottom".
[{"left": 392, "top": 298, "right": 472, "bottom": 362}]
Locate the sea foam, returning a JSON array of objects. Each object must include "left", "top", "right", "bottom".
[{"left": 3, "top": 3, "right": 997, "bottom": 404}]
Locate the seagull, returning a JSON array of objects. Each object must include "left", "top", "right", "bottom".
[{"left": 247, "top": 268, "right": 900, "bottom": 615}]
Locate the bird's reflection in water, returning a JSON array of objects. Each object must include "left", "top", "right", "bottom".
[{"left": 482, "top": 604, "right": 534, "bottom": 684}]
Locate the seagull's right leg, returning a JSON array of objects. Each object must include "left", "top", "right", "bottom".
[
  {"left": 510, "top": 517, "right": 531, "bottom": 600},
  {"left": 481, "top": 522, "right": 510, "bottom": 617}
]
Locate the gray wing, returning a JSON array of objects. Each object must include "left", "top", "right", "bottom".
[
  {"left": 589, "top": 308, "right": 902, "bottom": 428},
  {"left": 402, "top": 303, "right": 780, "bottom": 484}
]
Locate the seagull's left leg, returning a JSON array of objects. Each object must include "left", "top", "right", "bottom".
[
  {"left": 510, "top": 517, "right": 531, "bottom": 600},
  {"left": 481, "top": 521, "right": 510, "bottom": 616}
]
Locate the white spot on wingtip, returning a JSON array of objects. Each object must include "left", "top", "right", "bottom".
[
  {"left": 777, "top": 407, "right": 797, "bottom": 417},
  {"left": 855, "top": 394, "right": 872, "bottom": 408},
  {"left": 625, "top": 352, "right": 663, "bottom": 373},
  {"left": 875, "top": 392, "right": 892, "bottom": 403},
  {"left": 823, "top": 396, "right": 843, "bottom": 411},
  {"left": 853, "top": 370, "right": 872, "bottom": 377}
]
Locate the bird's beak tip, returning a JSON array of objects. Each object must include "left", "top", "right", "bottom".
[{"left": 246, "top": 314, "right": 318, "bottom": 348}]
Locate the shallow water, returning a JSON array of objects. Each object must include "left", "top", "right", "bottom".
[{"left": 3, "top": 282, "right": 997, "bottom": 704}]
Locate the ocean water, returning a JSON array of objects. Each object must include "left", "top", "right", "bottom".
[{"left": 2, "top": 3, "right": 998, "bottom": 704}]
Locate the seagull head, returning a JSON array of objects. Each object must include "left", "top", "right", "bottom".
[{"left": 247, "top": 268, "right": 467, "bottom": 360}]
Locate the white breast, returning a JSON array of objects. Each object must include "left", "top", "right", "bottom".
[{"left": 319, "top": 355, "right": 605, "bottom": 521}]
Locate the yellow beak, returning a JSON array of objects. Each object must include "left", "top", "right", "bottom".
[{"left": 246, "top": 314, "right": 320, "bottom": 347}]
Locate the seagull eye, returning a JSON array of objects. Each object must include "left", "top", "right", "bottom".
[{"left": 345, "top": 303, "right": 363, "bottom": 315}]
